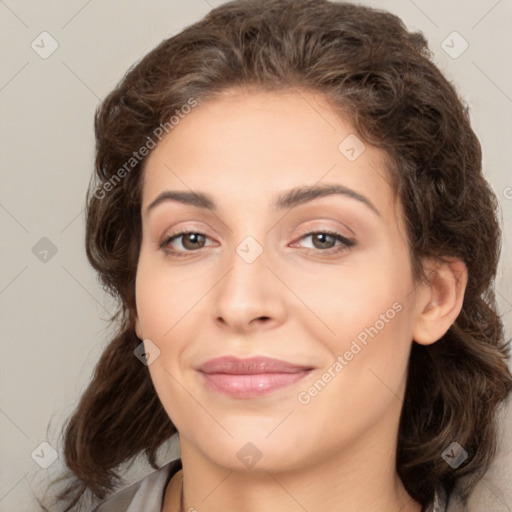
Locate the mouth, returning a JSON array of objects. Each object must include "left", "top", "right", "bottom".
[{"left": 196, "top": 355, "right": 315, "bottom": 399}]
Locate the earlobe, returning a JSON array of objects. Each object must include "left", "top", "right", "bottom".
[{"left": 413, "top": 258, "right": 468, "bottom": 346}]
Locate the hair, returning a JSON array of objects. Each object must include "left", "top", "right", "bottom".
[{"left": 44, "top": 0, "right": 512, "bottom": 510}]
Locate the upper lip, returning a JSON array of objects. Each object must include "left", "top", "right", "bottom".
[{"left": 197, "top": 356, "right": 314, "bottom": 375}]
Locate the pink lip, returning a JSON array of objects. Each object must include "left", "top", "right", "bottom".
[{"left": 197, "top": 356, "right": 314, "bottom": 399}]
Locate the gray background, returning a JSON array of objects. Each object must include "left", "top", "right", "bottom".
[{"left": 1, "top": 0, "right": 511, "bottom": 510}]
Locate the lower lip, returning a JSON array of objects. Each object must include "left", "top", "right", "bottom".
[{"left": 198, "top": 371, "right": 312, "bottom": 398}]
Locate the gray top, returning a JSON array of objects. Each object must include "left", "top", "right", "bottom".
[
  {"left": 92, "top": 459, "right": 181, "bottom": 512},
  {"left": 91, "top": 458, "right": 460, "bottom": 512}
]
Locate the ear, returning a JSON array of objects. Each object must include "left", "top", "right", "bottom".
[{"left": 412, "top": 257, "right": 468, "bottom": 346}]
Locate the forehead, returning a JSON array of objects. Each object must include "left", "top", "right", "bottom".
[{"left": 141, "top": 88, "right": 399, "bottom": 223}]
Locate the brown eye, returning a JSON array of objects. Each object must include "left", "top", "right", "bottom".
[
  {"left": 160, "top": 231, "right": 212, "bottom": 254},
  {"left": 295, "top": 230, "right": 355, "bottom": 253},
  {"left": 310, "top": 233, "right": 337, "bottom": 250},
  {"left": 180, "top": 233, "right": 206, "bottom": 250}
]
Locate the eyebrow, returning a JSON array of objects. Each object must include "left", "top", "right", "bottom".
[{"left": 145, "top": 183, "right": 380, "bottom": 217}]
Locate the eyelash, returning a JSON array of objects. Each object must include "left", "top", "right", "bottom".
[{"left": 159, "top": 229, "right": 355, "bottom": 258}]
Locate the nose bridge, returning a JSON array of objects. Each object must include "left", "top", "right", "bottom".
[
  {"left": 224, "top": 233, "right": 269, "bottom": 301},
  {"left": 222, "top": 206, "right": 270, "bottom": 287},
  {"left": 212, "top": 232, "right": 278, "bottom": 328}
]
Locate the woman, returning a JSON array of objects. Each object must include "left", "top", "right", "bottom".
[{"left": 47, "top": 0, "right": 512, "bottom": 510}]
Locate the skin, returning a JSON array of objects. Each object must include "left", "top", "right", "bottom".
[{"left": 134, "top": 88, "right": 467, "bottom": 512}]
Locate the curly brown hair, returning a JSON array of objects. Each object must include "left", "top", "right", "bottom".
[{"left": 43, "top": 0, "right": 512, "bottom": 510}]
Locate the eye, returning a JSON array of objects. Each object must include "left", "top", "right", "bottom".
[
  {"left": 160, "top": 230, "right": 215, "bottom": 257},
  {"left": 159, "top": 229, "right": 355, "bottom": 258},
  {"left": 291, "top": 230, "right": 355, "bottom": 254}
]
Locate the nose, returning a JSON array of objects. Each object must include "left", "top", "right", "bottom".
[{"left": 211, "top": 238, "right": 286, "bottom": 333}]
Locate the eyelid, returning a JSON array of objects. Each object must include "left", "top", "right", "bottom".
[
  {"left": 289, "top": 229, "right": 355, "bottom": 251},
  {"left": 292, "top": 223, "right": 353, "bottom": 242}
]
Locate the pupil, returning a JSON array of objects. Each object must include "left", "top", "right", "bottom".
[
  {"left": 315, "top": 233, "right": 332, "bottom": 249},
  {"left": 186, "top": 233, "right": 203, "bottom": 248}
]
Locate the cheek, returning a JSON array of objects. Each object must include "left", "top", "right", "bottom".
[
  {"left": 322, "top": 294, "right": 410, "bottom": 401},
  {"left": 292, "top": 244, "right": 414, "bottom": 405},
  {"left": 289, "top": 305, "right": 412, "bottom": 463},
  {"left": 290, "top": 246, "right": 411, "bottom": 349},
  {"left": 294, "top": 300, "right": 412, "bottom": 440},
  {"left": 135, "top": 258, "right": 192, "bottom": 426},
  {"left": 135, "top": 254, "right": 195, "bottom": 338}
]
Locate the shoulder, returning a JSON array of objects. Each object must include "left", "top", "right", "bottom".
[{"left": 91, "top": 458, "right": 182, "bottom": 512}]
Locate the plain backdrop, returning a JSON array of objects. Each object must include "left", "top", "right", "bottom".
[{"left": 1, "top": 0, "right": 511, "bottom": 510}]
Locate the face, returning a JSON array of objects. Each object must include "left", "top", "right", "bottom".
[{"left": 134, "top": 88, "right": 426, "bottom": 473}]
